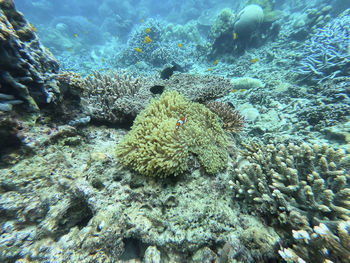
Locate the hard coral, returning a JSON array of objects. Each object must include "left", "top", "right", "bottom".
[
  {"left": 0, "top": 0, "right": 60, "bottom": 111},
  {"left": 297, "top": 9, "right": 350, "bottom": 83},
  {"left": 205, "top": 101, "right": 245, "bottom": 133},
  {"left": 116, "top": 91, "right": 228, "bottom": 177},
  {"left": 81, "top": 71, "right": 154, "bottom": 124}
]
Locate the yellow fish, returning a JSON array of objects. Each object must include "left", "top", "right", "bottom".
[
  {"left": 141, "top": 18, "right": 144, "bottom": 23},
  {"left": 240, "top": 89, "right": 246, "bottom": 92},
  {"left": 29, "top": 23, "right": 37, "bottom": 32},
  {"left": 145, "top": 28, "right": 151, "bottom": 33},
  {"left": 214, "top": 60, "right": 219, "bottom": 65},
  {"left": 177, "top": 43, "right": 183, "bottom": 48},
  {"left": 74, "top": 33, "right": 78, "bottom": 38},
  {"left": 135, "top": 47, "right": 143, "bottom": 53},
  {"left": 232, "top": 89, "right": 237, "bottom": 93},
  {"left": 233, "top": 32, "right": 237, "bottom": 40},
  {"left": 208, "top": 68, "right": 213, "bottom": 72},
  {"left": 251, "top": 58, "right": 259, "bottom": 63},
  {"left": 101, "top": 58, "right": 105, "bottom": 62},
  {"left": 136, "top": 61, "right": 139, "bottom": 64},
  {"left": 67, "top": 48, "right": 73, "bottom": 52},
  {"left": 143, "top": 36, "right": 152, "bottom": 44}
]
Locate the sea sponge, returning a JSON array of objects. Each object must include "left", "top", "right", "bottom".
[{"left": 116, "top": 91, "right": 228, "bottom": 177}]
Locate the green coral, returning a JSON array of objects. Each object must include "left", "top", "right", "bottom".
[{"left": 116, "top": 91, "right": 228, "bottom": 177}]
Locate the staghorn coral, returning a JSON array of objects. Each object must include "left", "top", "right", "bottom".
[
  {"left": 0, "top": 0, "right": 60, "bottom": 111},
  {"left": 81, "top": 71, "right": 154, "bottom": 124},
  {"left": 205, "top": 101, "right": 245, "bottom": 133},
  {"left": 297, "top": 9, "right": 350, "bottom": 83},
  {"left": 231, "top": 142, "right": 350, "bottom": 224},
  {"left": 116, "top": 91, "right": 228, "bottom": 177}
]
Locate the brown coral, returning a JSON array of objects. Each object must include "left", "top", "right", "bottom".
[
  {"left": 205, "top": 101, "right": 245, "bottom": 133},
  {"left": 156, "top": 73, "right": 234, "bottom": 102},
  {"left": 81, "top": 71, "right": 154, "bottom": 124}
]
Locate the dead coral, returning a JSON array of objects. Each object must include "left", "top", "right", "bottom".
[{"left": 205, "top": 101, "right": 245, "bottom": 133}]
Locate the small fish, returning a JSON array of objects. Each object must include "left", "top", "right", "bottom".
[
  {"left": 67, "top": 48, "right": 73, "bottom": 52},
  {"left": 150, "top": 85, "right": 165, "bottom": 95},
  {"left": 174, "top": 117, "right": 187, "bottom": 133},
  {"left": 239, "top": 89, "right": 246, "bottom": 92},
  {"left": 214, "top": 60, "right": 219, "bottom": 65},
  {"left": 233, "top": 32, "right": 237, "bottom": 40},
  {"left": 100, "top": 68, "right": 104, "bottom": 72},
  {"left": 232, "top": 89, "right": 237, "bottom": 93},
  {"left": 177, "top": 43, "right": 183, "bottom": 48},
  {"left": 141, "top": 18, "right": 144, "bottom": 23},
  {"left": 208, "top": 68, "right": 213, "bottom": 72},
  {"left": 251, "top": 58, "right": 259, "bottom": 63},
  {"left": 143, "top": 36, "right": 152, "bottom": 44},
  {"left": 145, "top": 28, "right": 151, "bottom": 33},
  {"left": 135, "top": 47, "right": 143, "bottom": 53},
  {"left": 136, "top": 61, "right": 139, "bottom": 64},
  {"left": 29, "top": 23, "right": 37, "bottom": 32},
  {"left": 87, "top": 18, "right": 92, "bottom": 22},
  {"left": 74, "top": 33, "right": 78, "bottom": 38},
  {"left": 101, "top": 58, "right": 105, "bottom": 62}
]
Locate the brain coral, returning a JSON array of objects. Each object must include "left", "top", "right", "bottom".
[{"left": 116, "top": 91, "right": 228, "bottom": 177}]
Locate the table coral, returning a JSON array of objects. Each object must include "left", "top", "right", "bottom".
[{"left": 116, "top": 91, "right": 228, "bottom": 177}]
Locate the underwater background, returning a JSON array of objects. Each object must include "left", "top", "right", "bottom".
[{"left": 0, "top": 0, "right": 350, "bottom": 262}]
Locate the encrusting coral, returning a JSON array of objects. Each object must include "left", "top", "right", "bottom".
[{"left": 116, "top": 91, "right": 228, "bottom": 177}]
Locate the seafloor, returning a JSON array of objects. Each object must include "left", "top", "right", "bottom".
[{"left": 0, "top": 0, "right": 349, "bottom": 262}]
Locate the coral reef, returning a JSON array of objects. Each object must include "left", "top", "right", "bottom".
[
  {"left": 116, "top": 91, "right": 228, "bottom": 177},
  {"left": 159, "top": 73, "right": 234, "bottom": 102},
  {"left": 0, "top": 0, "right": 60, "bottom": 111},
  {"left": 279, "top": 221, "right": 350, "bottom": 263},
  {"left": 231, "top": 77, "right": 265, "bottom": 90},
  {"left": 205, "top": 101, "right": 245, "bottom": 133},
  {"left": 234, "top": 4, "right": 264, "bottom": 39},
  {"left": 81, "top": 71, "right": 154, "bottom": 124},
  {"left": 297, "top": 9, "right": 350, "bottom": 83},
  {"left": 232, "top": 141, "right": 350, "bottom": 224},
  {"left": 230, "top": 141, "right": 350, "bottom": 262}
]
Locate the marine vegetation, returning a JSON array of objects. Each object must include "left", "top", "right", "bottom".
[{"left": 116, "top": 91, "right": 228, "bottom": 177}]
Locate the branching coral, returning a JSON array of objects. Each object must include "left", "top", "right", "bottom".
[
  {"left": 81, "top": 71, "right": 154, "bottom": 124},
  {"left": 232, "top": 142, "right": 350, "bottom": 224},
  {"left": 205, "top": 101, "right": 245, "bottom": 133},
  {"left": 279, "top": 221, "right": 350, "bottom": 263},
  {"left": 158, "top": 73, "right": 234, "bottom": 102},
  {"left": 116, "top": 91, "right": 228, "bottom": 177},
  {"left": 297, "top": 9, "right": 350, "bottom": 83},
  {"left": 230, "top": 141, "right": 350, "bottom": 262}
]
